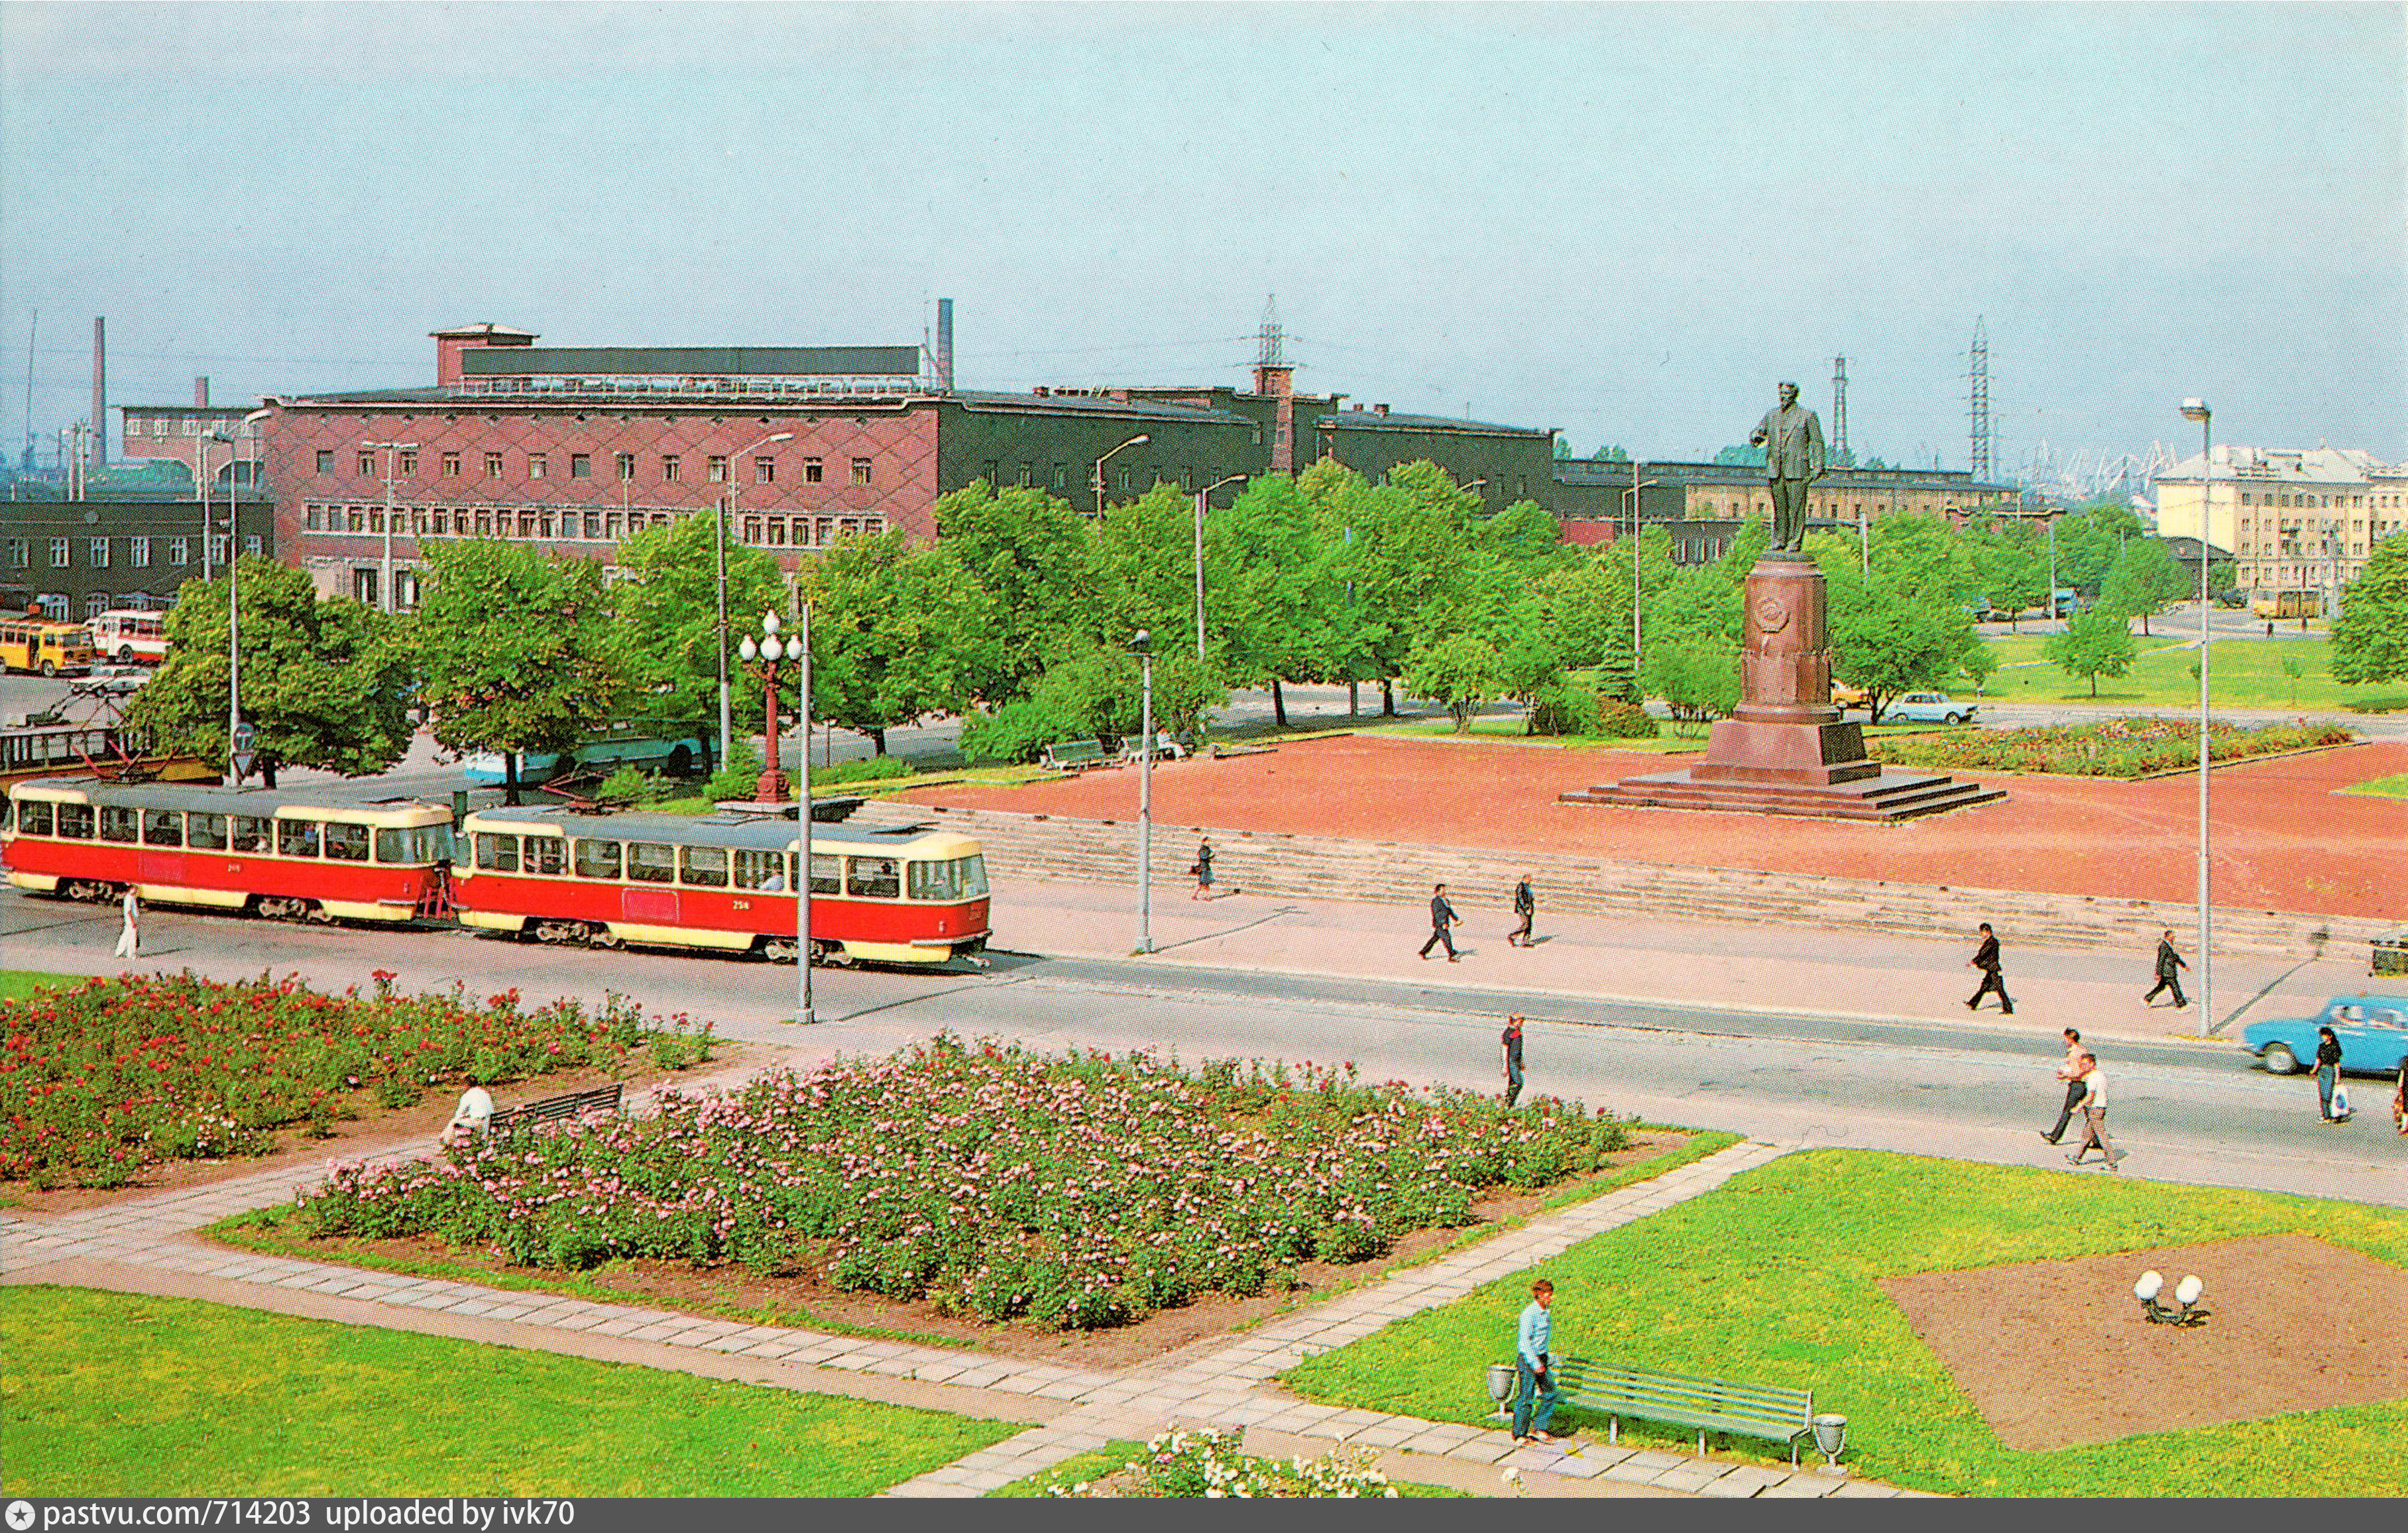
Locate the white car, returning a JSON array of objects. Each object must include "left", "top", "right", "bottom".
[{"left": 1888, "top": 693, "right": 1977, "bottom": 725}]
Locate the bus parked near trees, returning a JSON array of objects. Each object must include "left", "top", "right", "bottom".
[
  {"left": 2252, "top": 589, "right": 2322, "bottom": 620},
  {"left": 0, "top": 620, "right": 96, "bottom": 677},
  {"left": 87, "top": 610, "right": 170, "bottom": 665},
  {"left": 451, "top": 805, "right": 990, "bottom": 966}
]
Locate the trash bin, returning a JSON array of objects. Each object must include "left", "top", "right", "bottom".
[
  {"left": 1812, "top": 1413, "right": 1848, "bottom": 1471},
  {"left": 1485, "top": 1363, "right": 1517, "bottom": 1420}
]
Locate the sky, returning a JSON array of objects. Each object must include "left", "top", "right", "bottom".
[{"left": 3, "top": 1, "right": 2402, "bottom": 485}]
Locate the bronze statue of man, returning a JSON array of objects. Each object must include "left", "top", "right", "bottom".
[{"left": 1749, "top": 381, "right": 1827, "bottom": 554}]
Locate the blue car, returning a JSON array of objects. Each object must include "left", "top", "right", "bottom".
[
  {"left": 2240, "top": 994, "right": 2408, "bottom": 1076},
  {"left": 1888, "top": 692, "right": 1978, "bottom": 725}
]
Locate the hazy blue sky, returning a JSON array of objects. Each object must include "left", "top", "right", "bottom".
[{"left": 4, "top": 1, "right": 2401, "bottom": 480}]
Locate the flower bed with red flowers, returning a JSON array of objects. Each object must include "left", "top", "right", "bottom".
[
  {"left": 296, "top": 1035, "right": 1629, "bottom": 1332},
  {"left": 0, "top": 971, "right": 704, "bottom": 1189},
  {"left": 1872, "top": 717, "right": 2354, "bottom": 777}
]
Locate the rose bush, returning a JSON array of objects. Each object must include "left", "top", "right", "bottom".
[
  {"left": 0, "top": 972, "right": 703, "bottom": 1188},
  {"left": 298, "top": 1034, "right": 1629, "bottom": 1330}
]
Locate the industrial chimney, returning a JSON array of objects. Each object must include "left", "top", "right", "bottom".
[
  {"left": 90, "top": 317, "right": 106, "bottom": 468},
  {"left": 935, "top": 298, "right": 954, "bottom": 392}
]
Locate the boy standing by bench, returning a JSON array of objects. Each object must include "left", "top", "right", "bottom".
[{"left": 1513, "top": 1278, "right": 1564, "bottom": 1446}]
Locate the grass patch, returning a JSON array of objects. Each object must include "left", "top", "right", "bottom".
[
  {"left": 1278, "top": 1149, "right": 2408, "bottom": 1499},
  {"left": 986, "top": 1440, "right": 1150, "bottom": 1497},
  {"left": 1975, "top": 633, "right": 2408, "bottom": 713},
  {"left": 0, "top": 970, "right": 75, "bottom": 1002},
  {"left": 0, "top": 1285, "right": 1025, "bottom": 1496},
  {"left": 2340, "top": 773, "right": 2408, "bottom": 801}
]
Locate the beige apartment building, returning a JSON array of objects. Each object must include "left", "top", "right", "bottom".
[{"left": 2153, "top": 445, "right": 2408, "bottom": 602}]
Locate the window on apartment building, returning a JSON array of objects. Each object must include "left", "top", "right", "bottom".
[
  {"left": 754, "top": 457, "right": 775, "bottom": 485},
  {"left": 5, "top": 538, "right": 24, "bottom": 567},
  {"left": 740, "top": 516, "right": 763, "bottom": 543},
  {"left": 208, "top": 535, "right": 229, "bottom": 566},
  {"left": 850, "top": 458, "right": 872, "bottom": 486},
  {"left": 804, "top": 457, "right": 823, "bottom": 483},
  {"left": 357, "top": 451, "right": 376, "bottom": 477},
  {"left": 766, "top": 518, "right": 789, "bottom": 547},
  {"left": 981, "top": 460, "right": 999, "bottom": 485},
  {"left": 1017, "top": 463, "right": 1033, "bottom": 486},
  {"left": 484, "top": 452, "right": 504, "bottom": 478},
  {"left": 245, "top": 536, "right": 261, "bottom": 558},
  {"left": 316, "top": 449, "right": 335, "bottom": 474},
  {"left": 170, "top": 538, "right": 188, "bottom": 565},
  {"left": 130, "top": 537, "right": 150, "bottom": 569},
  {"left": 570, "top": 453, "right": 592, "bottom": 479},
  {"left": 50, "top": 538, "right": 70, "bottom": 568},
  {"left": 529, "top": 453, "right": 548, "bottom": 479},
  {"left": 1053, "top": 463, "right": 1067, "bottom": 490},
  {"left": 617, "top": 453, "right": 636, "bottom": 481},
  {"left": 707, "top": 455, "right": 729, "bottom": 483},
  {"left": 662, "top": 455, "right": 681, "bottom": 481},
  {"left": 441, "top": 451, "right": 462, "bottom": 477},
  {"left": 397, "top": 449, "right": 418, "bottom": 476}
]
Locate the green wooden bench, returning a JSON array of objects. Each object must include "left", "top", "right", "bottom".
[
  {"left": 1040, "top": 739, "right": 1110, "bottom": 772},
  {"left": 488, "top": 1080, "right": 625, "bottom": 1137},
  {"left": 1555, "top": 1357, "right": 1817, "bottom": 1465}
]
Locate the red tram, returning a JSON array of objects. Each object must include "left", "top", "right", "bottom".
[
  {"left": 451, "top": 806, "right": 990, "bottom": 966},
  {"left": 3, "top": 777, "right": 455, "bottom": 923}
]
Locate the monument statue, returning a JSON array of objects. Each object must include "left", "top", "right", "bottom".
[{"left": 1749, "top": 380, "right": 1827, "bottom": 554}]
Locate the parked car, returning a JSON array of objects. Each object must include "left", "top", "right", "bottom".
[
  {"left": 2241, "top": 995, "right": 2408, "bottom": 1076},
  {"left": 1831, "top": 681, "right": 1872, "bottom": 710},
  {"left": 1887, "top": 692, "right": 1977, "bottom": 725}
]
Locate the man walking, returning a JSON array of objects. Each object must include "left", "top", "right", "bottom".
[
  {"left": 1502, "top": 1013, "right": 1526, "bottom": 1107},
  {"left": 1508, "top": 875, "right": 1536, "bottom": 947},
  {"left": 1420, "top": 882, "right": 1461, "bottom": 962},
  {"left": 2066, "top": 1052, "right": 2122, "bottom": 1170},
  {"left": 1967, "top": 921, "right": 2012, "bottom": 1015},
  {"left": 2039, "top": 1027, "right": 2088, "bottom": 1145},
  {"left": 1511, "top": 1278, "right": 1562, "bottom": 1447},
  {"left": 2144, "top": 929, "right": 2189, "bottom": 1008},
  {"left": 113, "top": 885, "right": 141, "bottom": 961}
]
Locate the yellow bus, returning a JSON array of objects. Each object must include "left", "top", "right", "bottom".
[
  {"left": 0, "top": 620, "right": 97, "bottom": 677},
  {"left": 2251, "top": 590, "right": 2322, "bottom": 620}
]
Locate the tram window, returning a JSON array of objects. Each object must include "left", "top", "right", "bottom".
[
  {"left": 99, "top": 806, "right": 140, "bottom": 843},
  {"left": 188, "top": 813, "right": 227, "bottom": 850},
  {"left": 55, "top": 803, "right": 93, "bottom": 839},
  {"left": 527, "top": 838, "right": 567, "bottom": 876},
  {"left": 15, "top": 799, "right": 54, "bottom": 836},
  {"left": 627, "top": 842, "right": 675, "bottom": 883},
  {"left": 324, "top": 823, "right": 371, "bottom": 862},
  {"left": 375, "top": 828, "right": 406, "bottom": 863},
  {"left": 907, "top": 856, "right": 990, "bottom": 901},
  {"left": 732, "top": 849, "right": 785, "bottom": 889},
  {"left": 278, "top": 821, "right": 321, "bottom": 858},
  {"left": 475, "top": 833, "right": 519, "bottom": 873},
  {"left": 574, "top": 840, "right": 623, "bottom": 880},
  {"left": 229, "top": 816, "right": 270, "bottom": 853},
  {"left": 143, "top": 809, "right": 185, "bottom": 847},
  {"left": 680, "top": 846, "right": 728, "bottom": 887},
  {"left": 809, "top": 854, "right": 840, "bottom": 894},
  {"left": 846, "top": 856, "right": 900, "bottom": 899}
]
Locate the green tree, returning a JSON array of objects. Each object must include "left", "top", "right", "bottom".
[
  {"left": 935, "top": 481, "right": 1106, "bottom": 703},
  {"left": 2053, "top": 498, "right": 2146, "bottom": 595},
  {"left": 1809, "top": 536, "right": 1990, "bottom": 722},
  {"left": 610, "top": 511, "right": 788, "bottom": 740},
  {"left": 1968, "top": 524, "right": 2049, "bottom": 630},
  {"left": 1401, "top": 631, "right": 1506, "bottom": 732},
  {"left": 958, "top": 640, "right": 1226, "bottom": 762},
  {"left": 2043, "top": 609, "right": 2139, "bottom": 697},
  {"left": 1474, "top": 499, "right": 1569, "bottom": 573},
  {"left": 2332, "top": 531, "right": 2408, "bottom": 685},
  {"left": 414, "top": 539, "right": 626, "bottom": 803},
  {"left": 1640, "top": 642, "right": 1739, "bottom": 730},
  {"left": 2096, "top": 538, "right": 2191, "bottom": 637},
  {"left": 799, "top": 532, "right": 1002, "bottom": 756},
  {"left": 1209, "top": 476, "right": 1344, "bottom": 728},
  {"left": 1304, "top": 461, "right": 1499, "bottom": 715},
  {"left": 125, "top": 557, "right": 412, "bottom": 783}
]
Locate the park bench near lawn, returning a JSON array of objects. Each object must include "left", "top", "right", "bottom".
[
  {"left": 1556, "top": 1357, "right": 1817, "bottom": 1465},
  {"left": 487, "top": 1080, "right": 625, "bottom": 1137},
  {"left": 1040, "top": 739, "right": 1112, "bottom": 772}
]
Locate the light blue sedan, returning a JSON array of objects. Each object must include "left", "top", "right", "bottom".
[
  {"left": 2241, "top": 995, "right": 2408, "bottom": 1076},
  {"left": 1888, "top": 692, "right": 1978, "bottom": 725}
]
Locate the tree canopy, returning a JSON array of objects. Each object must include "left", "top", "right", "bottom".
[{"left": 2332, "top": 530, "right": 2408, "bottom": 686}]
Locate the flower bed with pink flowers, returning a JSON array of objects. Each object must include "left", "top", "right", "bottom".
[
  {"left": 296, "top": 1035, "right": 1629, "bottom": 1332},
  {"left": 1872, "top": 717, "right": 2353, "bottom": 777},
  {"left": 0, "top": 972, "right": 707, "bottom": 1189}
]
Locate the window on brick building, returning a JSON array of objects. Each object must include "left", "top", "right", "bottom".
[
  {"left": 209, "top": 534, "right": 229, "bottom": 566},
  {"left": 766, "top": 518, "right": 787, "bottom": 547},
  {"left": 529, "top": 453, "right": 547, "bottom": 479},
  {"left": 245, "top": 536, "right": 261, "bottom": 558},
  {"left": 131, "top": 537, "right": 150, "bottom": 569},
  {"left": 754, "top": 457, "right": 775, "bottom": 485},
  {"left": 662, "top": 455, "right": 682, "bottom": 481},
  {"left": 87, "top": 538, "right": 109, "bottom": 569},
  {"left": 571, "top": 453, "right": 592, "bottom": 479},
  {"left": 170, "top": 538, "right": 188, "bottom": 565},
  {"left": 441, "top": 451, "right": 461, "bottom": 477},
  {"left": 616, "top": 453, "right": 636, "bottom": 481},
  {"left": 1053, "top": 463, "right": 1066, "bottom": 490},
  {"left": 484, "top": 452, "right": 504, "bottom": 478},
  {"left": 604, "top": 512, "right": 624, "bottom": 539},
  {"left": 5, "top": 538, "right": 25, "bottom": 567},
  {"left": 50, "top": 538, "right": 70, "bottom": 567},
  {"left": 851, "top": 458, "right": 872, "bottom": 486},
  {"left": 740, "top": 516, "right": 763, "bottom": 543},
  {"left": 357, "top": 451, "right": 376, "bottom": 476},
  {"left": 398, "top": 449, "right": 418, "bottom": 476},
  {"left": 804, "top": 457, "right": 823, "bottom": 483},
  {"left": 316, "top": 449, "right": 335, "bottom": 475},
  {"left": 982, "top": 460, "right": 999, "bottom": 484},
  {"left": 347, "top": 506, "right": 365, "bottom": 532},
  {"left": 1019, "top": 462, "right": 1033, "bottom": 486},
  {"left": 707, "top": 455, "right": 729, "bottom": 483}
]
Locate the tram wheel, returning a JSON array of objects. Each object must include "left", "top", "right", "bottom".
[
  {"left": 534, "top": 919, "right": 590, "bottom": 945},
  {"left": 762, "top": 937, "right": 799, "bottom": 964},
  {"left": 64, "top": 880, "right": 111, "bottom": 902}
]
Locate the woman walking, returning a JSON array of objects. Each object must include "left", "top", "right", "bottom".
[
  {"left": 113, "top": 886, "right": 141, "bottom": 961},
  {"left": 1190, "top": 838, "right": 1216, "bottom": 900},
  {"left": 2315, "top": 1025, "right": 2348, "bottom": 1122}
]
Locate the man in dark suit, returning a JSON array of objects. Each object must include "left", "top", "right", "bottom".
[
  {"left": 1749, "top": 380, "right": 1828, "bottom": 554},
  {"left": 1420, "top": 882, "right": 1461, "bottom": 962},
  {"left": 1967, "top": 921, "right": 2012, "bottom": 1014},
  {"left": 1509, "top": 876, "right": 1536, "bottom": 947},
  {"left": 2143, "top": 929, "right": 2189, "bottom": 1008},
  {"left": 1502, "top": 1013, "right": 1526, "bottom": 1107}
]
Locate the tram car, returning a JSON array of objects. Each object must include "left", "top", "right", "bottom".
[
  {"left": 452, "top": 806, "right": 990, "bottom": 966},
  {"left": 3, "top": 777, "right": 456, "bottom": 923}
]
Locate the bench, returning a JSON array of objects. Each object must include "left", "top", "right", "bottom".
[
  {"left": 1119, "top": 732, "right": 1186, "bottom": 765},
  {"left": 1040, "top": 739, "right": 1111, "bottom": 772},
  {"left": 1555, "top": 1357, "right": 1816, "bottom": 1465},
  {"left": 487, "top": 1080, "right": 625, "bottom": 1137}
]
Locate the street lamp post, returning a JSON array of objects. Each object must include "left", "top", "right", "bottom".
[
  {"left": 1192, "top": 473, "right": 1247, "bottom": 663},
  {"left": 718, "top": 430, "right": 795, "bottom": 769},
  {"left": 1093, "top": 433, "right": 1149, "bottom": 519},
  {"left": 196, "top": 433, "right": 215, "bottom": 584},
  {"left": 1133, "top": 628, "right": 1154, "bottom": 955},
  {"left": 1624, "top": 473, "right": 1660, "bottom": 673},
  {"left": 736, "top": 610, "right": 793, "bottom": 803},
  {"left": 2179, "top": 398, "right": 2213, "bottom": 1033},
  {"left": 361, "top": 441, "right": 419, "bottom": 613}
]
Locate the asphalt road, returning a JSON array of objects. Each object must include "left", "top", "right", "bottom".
[{"left": 6, "top": 887, "right": 2398, "bottom": 1208}]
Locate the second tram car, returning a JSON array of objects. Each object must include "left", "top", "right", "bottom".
[
  {"left": 452, "top": 806, "right": 990, "bottom": 966},
  {"left": 3, "top": 778, "right": 456, "bottom": 922}
]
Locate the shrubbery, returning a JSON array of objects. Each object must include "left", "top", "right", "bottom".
[
  {"left": 1873, "top": 718, "right": 2353, "bottom": 777},
  {"left": 811, "top": 755, "right": 912, "bottom": 786}
]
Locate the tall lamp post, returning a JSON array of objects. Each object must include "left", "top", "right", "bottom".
[
  {"left": 736, "top": 610, "right": 793, "bottom": 803},
  {"left": 2179, "top": 398, "right": 2212, "bottom": 1033},
  {"left": 1625, "top": 473, "right": 1660, "bottom": 673},
  {"left": 196, "top": 432, "right": 216, "bottom": 583},
  {"left": 717, "top": 430, "right": 795, "bottom": 768},
  {"left": 1093, "top": 433, "right": 1149, "bottom": 518},
  {"left": 1132, "top": 628, "right": 1155, "bottom": 955},
  {"left": 361, "top": 440, "right": 418, "bottom": 612},
  {"left": 1192, "top": 473, "right": 1247, "bottom": 663}
]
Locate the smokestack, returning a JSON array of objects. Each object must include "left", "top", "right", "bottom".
[
  {"left": 196, "top": 377, "right": 210, "bottom": 407},
  {"left": 935, "top": 298, "right": 954, "bottom": 392},
  {"left": 91, "top": 317, "right": 106, "bottom": 467}
]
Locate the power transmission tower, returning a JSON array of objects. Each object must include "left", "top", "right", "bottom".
[
  {"left": 1831, "top": 356, "right": 1849, "bottom": 462},
  {"left": 1969, "top": 317, "right": 1992, "bottom": 480}
]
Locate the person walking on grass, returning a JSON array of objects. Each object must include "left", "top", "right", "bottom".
[
  {"left": 2039, "top": 1027, "right": 2088, "bottom": 1145},
  {"left": 1420, "top": 882, "right": 1461, "bottom": 962},
  {"left": 1508, "top": 875, "right": 1536, "bottom": 947},
  {"left": 1967, "top": 921, "right": 2012, "bottom": 1015},
  {"left": 1512, "top": 1278, "right": 1563, "bottom": 1447},
  {"left": 113, "top": 885, "right": 141, "bottom": 960},
  {"left": 2066, "top": 1053, "right": 2123, "bottom": 1170},
  {"left": 1502, "top": 1013, "right": 1526, "bottom": 1107},
  {"left": 2315, "top": 1025, "right": 2348, "bottom": 1123},
  {"left": 2144, "top": 929, "right": 2189, "bottom": 1008}
]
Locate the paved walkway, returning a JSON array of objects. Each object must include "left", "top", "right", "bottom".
[{"left": 0, "top": 1098, "right": 1918, "bottom": 1500}]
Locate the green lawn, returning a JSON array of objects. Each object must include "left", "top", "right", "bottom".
[
  {"left": 0, "top": 970, "right": 76, "bottom": 1001},
  {"left": 0, "top": 1286, "right": 1025, "bottom": 1496},
  {"left": 1975, "top": 634, "right": 2408, "bottom": 712},
  {"left": 2341, "top": 773, "right": 2408, "bottom": 801},
  {"left": 1279, "top": 1150, "right": 2408, "bottom": 1499}
]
